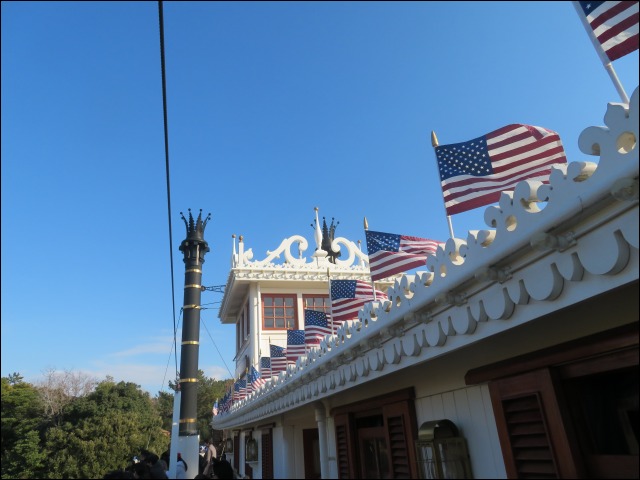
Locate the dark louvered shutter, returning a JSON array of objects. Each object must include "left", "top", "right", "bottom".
[
  {"left": 261, "top": 429, "right": 273, "bottom": 479},
  {"left": 502, "top": 394, "right": 557, "bottom": 478},
  {"left": 234, "top": 436, "right": 240, "bottom": 471},
  {"left": 334, "top": 413, "right": 353, "bottom": 479},
  {"left": 383, "top": 401, "right": 419, "bottom": 479},
  {"left": 489, "top": 368, "right": 580, "bottom": 478},
  {"left": 387, "top": 415, "right": 411, "bottom": 477}
]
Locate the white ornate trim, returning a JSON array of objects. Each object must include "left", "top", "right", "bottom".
[{"left": 233, "top": 234, "right": 369, "bottom": 271}]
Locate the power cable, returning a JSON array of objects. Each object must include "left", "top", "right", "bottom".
[
  {"left": 201, "top": 317, "right": 235, "bottom": 379},
  {"left": 158, "top": 0, "right": 179, "bottom": 379},
  {"left": 160, "top": 309, "right": 183, "bottom": 393}
]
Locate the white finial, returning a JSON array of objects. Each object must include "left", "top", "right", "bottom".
[
  {"left": 314, "top": 207, "right": 322, "bottom": 250},
  {"left": 238, "top": 235, "right": 245, "bottom": 266},
  {"left": 231, "top": 234, "right": 237, "bottom": 266}
]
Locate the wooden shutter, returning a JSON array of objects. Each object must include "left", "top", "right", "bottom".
[
  {"left": 334, "top": 413, "right": 355, "bottom": 479},
  {"left": 261, "top": 429, "right": 273, "bottom": 479},
  {"left": 501, "top": 393, "right": 556, "bottom": 478},
  {"left": 383, "top": 401, "right": 419, "bottom": 479},
  {"left": 234, "top": 436, "right": 240, "bottom": 471},
  {"left": 489, "top": 368, "right": 581, "bottom": 478}
]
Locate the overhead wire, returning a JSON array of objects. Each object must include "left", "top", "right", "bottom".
[
  {"left": 157, "top": 2, "right": 232, "bottom": 390},
  {"left": 157, "top": 0, "right": 179, "bottom": 381}
]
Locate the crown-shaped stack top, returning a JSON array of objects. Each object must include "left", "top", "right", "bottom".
[{"left": 180, "top": 208, "right": 211, "bottom": 241}]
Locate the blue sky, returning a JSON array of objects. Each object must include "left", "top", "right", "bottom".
[{"left": 2, "top": 1, "right": 638, "bottom": 395}]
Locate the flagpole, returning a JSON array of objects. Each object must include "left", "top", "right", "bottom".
[
  {"left": 571, "top": 1, "right": 630, "bottom": 103},
  {"left": 327, "top": 268, "right": 334, "bottom": 334},
  {"left": 432, "top": 130, "right": 455, "bottom": 239},
  {"left": 269, "top": 336, "right": 273, "bottom": 379},
  {"left": 364, "top": 216, "right": 377, "bottom": 300}
]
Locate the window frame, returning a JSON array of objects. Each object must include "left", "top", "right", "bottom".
[
  {"left": 261, "top": 293, "right": 298, "bottom": 330},
  {"left": 302, "top": 294, "right": 331, "bottom": 314}
]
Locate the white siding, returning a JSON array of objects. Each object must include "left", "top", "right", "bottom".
[{"left": 415, "top": 384, "right": 506, "bottom": 479}]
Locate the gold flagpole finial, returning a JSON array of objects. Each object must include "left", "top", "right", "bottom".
[
  {"left": 364, "top": 216, "right": 369, "bottom": 231},
  {"left": 431, "top": 130, "right": 439, "bottom": 148}
]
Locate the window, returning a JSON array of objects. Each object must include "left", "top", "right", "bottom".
[
  {"left": 244, "top": 300, "right": 250, "bottom": 339},
  {"left": 303, "top": 294, "right": 330, "bottom": 313},
  {"left": 237, "top": 301, "right": 251, "bottom": 350},
  {"left": 332, "top": 388, "right": 419, "bottom": 479},
  {"left": 262, "top": 294, "right": 297, "bottom": 329},
  {"left": 467, "top": 322, "right": 639, "bottom": 479}
]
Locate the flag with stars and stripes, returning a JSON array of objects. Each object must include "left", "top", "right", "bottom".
[
  {"left": 575, "top": 1, "right": 639, "bottom": 62},
  {"left": 245, "top": 371, "right": 253, "bottom": 396},
  {"left": 287, "top": 329, "right": 306, "bottom": 366},
  {"left": 260, "top": 356, "right": 272, "bottom": 381},
  {"left": 304, "top": 310, "right": 332, "bottom": 346},
  {"left": 435, "top": 124, "right": 567, "bottom": 215},
  {"left": 330, "top": 279, "right": 388, "bottom": 326},
  {"left": 249, "top": 364, "right": 265, "bottom": 391},
  {"left": 219, "top": 391, "right": 230, "bottom": 413},
  {"left": 233, "top": 379, "right": 247, "bottom": 401},
  {"left": 365, "top": 230, "right": 441, "bottom": 281},
  {"left": 270, "top": 344, "right": 287, "bottom": 375}
]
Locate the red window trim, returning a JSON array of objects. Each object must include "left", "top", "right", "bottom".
[
  {"left": 302, "top": 294, "right": 330, "bottom": 313},
  {"left": 262, "top": 293, "right": 298, "bottom": 330}
]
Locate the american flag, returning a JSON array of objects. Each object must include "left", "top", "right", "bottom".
[
  {"left": 249, "top": 364, "right": 265, "bottom": 390},
  {"left": 287, "top": 329, "right": 306, "bottom": 366},
  {"left": 304, "top": 310, "right": 332, "bottom": 346},
  {"left": 270, "top": 344, "right": 287, "bottom": 375},
  {"left": 576, "top": 1, "right": 639, "bottom": 62},
  {"left": 212, "top": 400, "right": 218, "bottom": 416},
  {"left": 260, "top": 356, "right": 272, "bottom": 381},
  {"left": 233, "top": 379, "right": 247, "bottom": 401},
  {"left": 365, "top": 230, "right": 441, "bottom": 281},
  {"left": 221, "top": 389, "right": 233, "bottom": 412},
  {"left": 245, "top": 371, "right": 253, "bottom": 396},
  {"left": 435, "top": 124, "right": 567, "bottom": 215},
  {"left": 218, "top": 392, "right": 227, "bottom": 413},
  {"left": 330, "top": 279, "right": 388, "bottom": 325}
]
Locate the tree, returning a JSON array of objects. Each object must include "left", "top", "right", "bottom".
[
  {"left": 1, "top": 375, "right": 48, "bottom": 479},
  {"left": 44, "top": 378, "right": 168, "bottom": 479},
  {"left": 154, "top": 390, "right": 174, "bottom": 432},
  {"left": 36, "top": 368, "right": 97, "bottom": 426},
  {"left": 7, "top": 372, "right": 24, "bottom": 385}
]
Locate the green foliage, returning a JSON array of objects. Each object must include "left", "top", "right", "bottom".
[
  {"left": 44, "top": 379, "right": 169, "bottom": 479},
  {"left": 1, "top": 371, "right": 231, "bottom": 479},
  {"left": 7, "top": 373, "right": 24, "bottom": 385},
  {"left": 1, "top": 376, "right": 47, "bottom": 479},
  {"left": 154, "top": 390, "right": 175, "bottom": 432}
]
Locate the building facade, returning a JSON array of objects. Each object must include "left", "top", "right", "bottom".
[{"left": 212, "top": 88, "right": 639, "bottom": 479}]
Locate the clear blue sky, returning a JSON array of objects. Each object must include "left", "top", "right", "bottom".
[{"left": 2, "top": 1, "right": 638, "bottom": 395}]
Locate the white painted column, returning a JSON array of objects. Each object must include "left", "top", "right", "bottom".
[
  {"left": 250, "top": 283, "right": 260, "bottom": 365},
  {"left": 177, "top": 435, "right": 200, "bottom": 480},
  {"left": 281, "top": 425, "right": 296, "bottom": 478},
  {"left": 315, "top": 402, "right": 330, "bottom": 479},
  {"left": 168, "top": 391, "right": 181, "bottom": 479}
]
